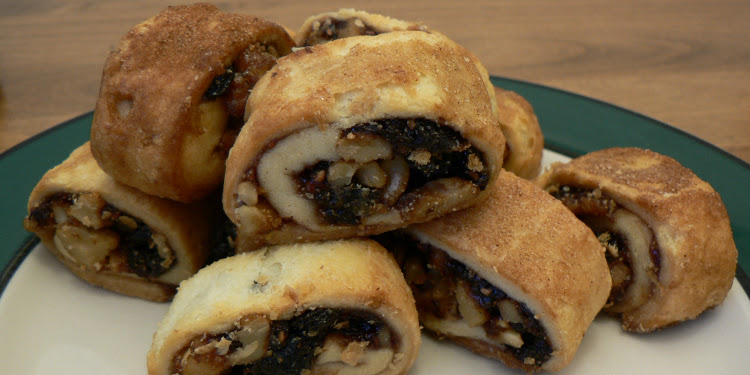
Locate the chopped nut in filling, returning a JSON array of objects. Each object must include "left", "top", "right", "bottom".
[
  {"left": 546, "top": 185, "right": 661, "bottom": 312},
  {"left": 171, "top": 308, "right": 398, "bottom": 375},
  {"left": 25, "top": 192, "right": 176, "bottom": 278},
  {"left": 288, "top": 118, "right": 490, "bottom": 226},
  {"left": 376, "top": 233, "right": 553, "bottom": 367}
]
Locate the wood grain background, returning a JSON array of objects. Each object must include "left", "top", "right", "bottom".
[{"left": 1, "top": 0, "right": 748, "bottom": 163}]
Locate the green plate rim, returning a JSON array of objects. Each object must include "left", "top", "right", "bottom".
[{"left": 1, "top": 77, "right": 748, "bottom": 299}]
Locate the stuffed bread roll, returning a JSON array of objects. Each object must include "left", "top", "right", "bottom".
[
  {"left": 23, "top": 143, "right": 214, "bottom": 302},
  {"left": 537, "top": 147, "right": 737, "bottom": 332},
  {"left": 147, "top": 239, "right": 421, "bottom": 375},
  {"left": 494, "top": 86, "right": 544, "bottom": 179},
  {"left": 91, "top": 3, "right": 295, "bottom": 202},
  {"left": 375, "top": 169, "right": 611, "bottom": 372},
  {"left": 224, "top": 31, "right": 505, "bottom": 250},
  {"left": 295, "top": 8, "right": 429, "bottom": 46}
]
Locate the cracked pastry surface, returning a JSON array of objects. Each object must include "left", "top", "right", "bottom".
[
  {"left": 376, "top": 169, "right": 611, "bottom": 372},
  {"left": 537, "top": 147, "right": 737, "bottom": 332},
  {"left": 147, "top": 239, "right": 420, "bottom": 375},
  {"left": 23, "top": 143, "right": 214, "bottom": 302},
  {"left": 90, "top": 3, "right": 294, "bottom": 202},
  {"left": 223, "top": 31, "right": 505, "bottom": 251}
]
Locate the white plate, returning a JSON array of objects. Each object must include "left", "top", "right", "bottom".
[{"left": 1, "top": 150, "right": 749, "bottom": 374}]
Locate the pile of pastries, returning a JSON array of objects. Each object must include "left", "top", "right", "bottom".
[{"left": 23, "top": 4, "right": 737, "bottom": 374}]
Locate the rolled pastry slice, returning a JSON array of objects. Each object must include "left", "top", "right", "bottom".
[
  {"left": 537, "top": 147, "right": 737, "bottom": 332},
  {"left": 23, "top": 143, "right": 215, "bottom": 302},
  {"left": 295, "top": 8, "right": 429, "bottom": 46},
  {"left": 375, "top": 169, "right": 611, "bottom": 372},
  {"left": 91, "top": 3, "right": 295, "bottom": 202},
  {"left": 224, "top": 31, "right": 505, "bottom": 250},
  {"left": 494, "top": 86, "right": 544, "bottom": 179},
  {"left": 147, "top": 239, "right": 421, "bottom": 375},
  {"left": 295, "top": 10, "right": 500, "bottom": 123}
]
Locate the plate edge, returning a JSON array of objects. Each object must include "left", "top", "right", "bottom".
[
  {"left": 0, "top": 112, "right": 93, "bottom": 161},
  {"left": 0, "top": 234, "right": 39, "bottom": 300},
  {"left": 3, "top": 79, "right": 748, "bottom": 301}
]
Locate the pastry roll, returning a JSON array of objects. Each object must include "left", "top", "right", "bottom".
[
  {"left": 23, "top": 143, "right": 214, "bottom": 302},
  {"left": 91, "top": 3, "right": 295, "bottom": 202},
  {"left": 224, "top": 31, "right": 505, "bottom": 250},
  {"left": 147, "top": 239, "right": 421, "bottom": 375},
  {"left": 376, "top": 169, "right": 611, "bottom": 372},
  {"left": 537, "top": 147, "right": 737, "bottom": 332},
  {"left": 494, "top": 86, "right": 544, "bottom": 179},
  {"left": 295, "top": 9, "right": 500, "bottom": 122},
  {"left": 295, "top": 8, "right": 429, "bottom": 46}
]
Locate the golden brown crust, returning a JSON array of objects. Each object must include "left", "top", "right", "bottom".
[
  {"left": 223, "top": 31, "right": 504, "bottom": 250},
  {"left": 91, "top": 3, "right": 294, "bottom": 202},
  {"left": 230, "top": 32, "right": 502, "bottom": 178},
  {"left": 404, "top": 169, "right": 611, "bottom": 371},
  {"left": 536, "top": 147, "right": 738, "bottom": 332},
  {"left": 296, "top": 9, "right": 499, "bottom": 125},
  {"left": 494, "top": 86, "right": 544, "bottom": 179},
  {"left": 147, "top": 239, "right": 421, "bottom": 375},
  {"left": 24, "top": 143, "right": 214, "bottom": 302},
  {"left": 295, "top": 8, "right": 429, "bottom": 46}
]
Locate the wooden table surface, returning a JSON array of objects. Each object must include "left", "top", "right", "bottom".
[{"left": 1, "top": 0, "right": 749, "bottom": 164}]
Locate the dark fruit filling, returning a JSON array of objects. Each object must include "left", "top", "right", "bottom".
[
  {"left": 297, "top": 118, "right": 490, "bottom": 225},
  {"left": 204, "top": 43, "right": 282, "bottom": 135},
  {"left": 233, "top": 309, "right": 390, "bottom": 375},
  {"left": 350, "top": 119, "right": 489, "bottom": 188},
  {"left": 26, "top": 193, "right": 174, "bottom": 278},
  {"left": 119, "top": 215, "right": 170, "bottom": 278},
  {"left": 547, "top": 185, "right": 662, "bottom": 307},
  {"left": 375, "top": 233, "right": 553, "bottom": 366},
  {"left": 172, "top": 308, "right": 395, "bottom": 375},
  {"left": 298, "top": 162, "right": 383, "bottom": 225},
  {"left": 208, "top": 214, "right": 237, "bottom": 264}
]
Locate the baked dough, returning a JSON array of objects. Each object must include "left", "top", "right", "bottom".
[
  {"left": 494, "top": 86, "right": 544, "bottom": 179},
  {"left": 295, "top": 8, "right": 429, "bottom": 46},
  {"left": 147, "top": 239, "right": 420, "bottom": 375},
  {"left": 91, "top": 3, "right": 294, "bottom": 202},
  {"left": 296, "top": 9, "right": 500, "bottom": 128},
  {"left": 223, "top": 31, "right": 505, "bottom": 251},
  {"left": 300, "top": 13, "right": 546, "bottom": 182},
  {"left": 537, "top": 147, "right": 737, "bottom": 332},
  {"left": 376, "top": 169, "right": 610, "bottom": 372},
  {"left": 23, "top": 143, "right": 215, "bottom": 302}
]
